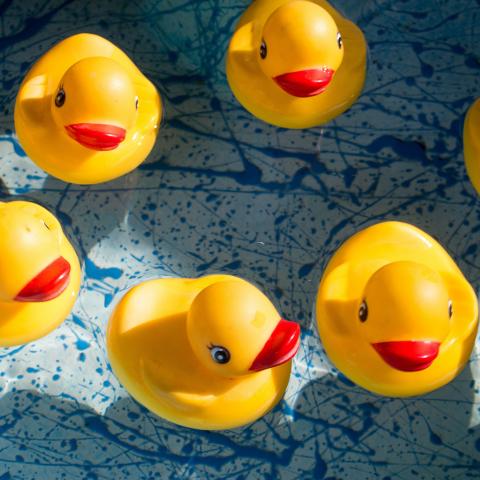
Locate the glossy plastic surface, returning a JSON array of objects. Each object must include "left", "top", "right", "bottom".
[
  {"left": 0, "top": 201, "right": 81, "bottom": 346},
  {"left": 226, "top": 0, "right": 366, "bottom": 128},
  {"left": 14, "top": 33, "right": 162, "bottom": 184},
  {"left": 317, "top": 222, "right": 479, "bottom": 396},
  {"left": 107, "top": 275, "right": 300, "bottom": 430}
]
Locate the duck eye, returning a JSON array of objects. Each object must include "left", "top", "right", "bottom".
[
  {"left": 260, "top": 40, "right": 267, "bottom": 59},
  {"left": 55, "top": 88, "right": 66, "bottom": 107},
  {"left": 448, "top": 300, "right": 453, "bottom": 319},
  {"left": 42, "top": 220, "right": 50, "bottom": 230},
  {"left": 359, "top": 300, "right": 368, "bottom": 322},
  {"left": 135, "top": 96, "right": 139, "bottom": 110},
  {"left": 337, "top": 32, "right": 343, "bottom": 49},
  {"left": 209, "top": 345, "right": 230, "bottom": 364}
]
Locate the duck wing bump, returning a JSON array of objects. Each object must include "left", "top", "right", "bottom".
[
  {"left": 17, "top": 74, "right": 48, "bottom": 123},
  {"left": 319, "top": 262, "right": 357, "bottom": 336}
]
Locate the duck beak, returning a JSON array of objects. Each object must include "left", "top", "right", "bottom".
[
  {"left": 274, "top": 68, "right": 335, "bottom": 97},
  {"left": 65, "top": 123, "right": 126, "bottom": 151},
  {"left": 15, "top": 257, "right": 71, "bottom": 302},
  {"left": 249, "top": 319, "right": 300, "bottom": 372},
  {"left": 372, "top": 341, "right": 440, "bottom": 372}
]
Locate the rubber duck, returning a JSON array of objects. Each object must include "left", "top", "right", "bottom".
[
  {"left": 107, "top": 275, "right": 301, "bottom": 430},
  {"left": 226, "top": 0, "right": 367, "bottom": 128},
  {"left": 464, "top": 99, "right": 480, "bottom": 193},
  {"left": 316, "top": 221, "right": 478, "bottom": 397},
  {"left": 14, "top": 33, "right": 162, "bottom": 184},
  {"left": 0, "top": 201, "right": 81, "bottom": 346}
]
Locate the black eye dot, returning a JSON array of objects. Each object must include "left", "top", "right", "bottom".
[
  {"left": 260, "top": 40, "right": 267, "bottom": 59},
  {"left": 42, "top": 220, "right": 50, "bottom": 230},
  {"left": 209, "top": 345, "right": 230, "bottom": 364},
  {"left": 337, "top": 32, "right": 343, "bottom": 49},
  {"left": 135, "top": 96, "right": 139, "bottom": 110},
  {"left": 55, "top": 87, "right": 66, "bottom": 107},
  {"left": 359, "top": 300, "right": 368, "bottom": 322},
  {"left": 448, "top": 300, "right": 453, "bottom": 319}
]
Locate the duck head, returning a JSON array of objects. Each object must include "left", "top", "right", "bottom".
[
  {"left": 360, "top": 261, "right": 452, "bottom": 372},
  {"left": 0, "top": 202, "right": 71, "bottom": 303},
  {"left": 51, "top": 57, "right": 138, "bottom": 151},
  {"left": 186, "top": 280, "right": 300, "bottom": 377},
  {"left": 258, "top": 0, "right": 344, "bottom": 97}
]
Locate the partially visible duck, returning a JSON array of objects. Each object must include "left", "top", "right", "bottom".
[{"left": 0, "top": 201, "right": 81, "bottom": 346}]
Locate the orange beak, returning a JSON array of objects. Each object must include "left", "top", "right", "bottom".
[{"left": 249, "top": 319, "right": 300, "bottom": 372}]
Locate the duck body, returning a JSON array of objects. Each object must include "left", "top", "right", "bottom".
[
  {"left": 107, "top": 275, "right": 300, "bottom": 430},
  {"left": 464, "top": 99, "right": 480, "bottom": 193},
  {"left": 0, "top": 201, "right": 81, "bottom": 346},
  {"left": 14, "top": 33, "right": 161, "bottom": 184},
  {"left": 316, "top": 222, "right": 478, "bottom": 397},
  {"left": 226, "top": 0, "right": 367, "bottom": 128}
]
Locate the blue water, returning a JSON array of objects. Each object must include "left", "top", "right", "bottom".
[{"left": 0, "top": 0, "right": 478, "bottom": 478}]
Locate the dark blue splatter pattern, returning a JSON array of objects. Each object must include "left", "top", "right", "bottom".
[{"left": 0, "top": 0, "right": 478, "bottom": 478}]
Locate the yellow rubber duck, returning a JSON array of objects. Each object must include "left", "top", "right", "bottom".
[
  {"left": 226, "top": 0, "right": 367, "bottom": 128},
  {"left": 464, "top": 99, "right": 480, "bottom": 193},
  {"left": 14, "top": 33, "right": 162, "bottom": 184},
  {"left": 107, "top": 275, "right": 301, "bottom": 430},
  {"left": 316, "top": 221, "right": 478, "bottom": 397},
  {"left": 0, "top": 201, "right": 81, "bottom": 346}
]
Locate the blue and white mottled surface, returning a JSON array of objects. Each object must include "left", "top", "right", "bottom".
[{"left": 0, "top": 0, "right": 479, "bottom": 478}]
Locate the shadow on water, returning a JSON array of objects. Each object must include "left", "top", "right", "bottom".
[
  {"left": 290, "top": 364, "right": 480, "bottom": 480},
  {"left": 0, "top": 362, "right": 477, "bottom": 479},
  {"left": 0, "top": 388, "right": 305, "bottom": 479}
]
